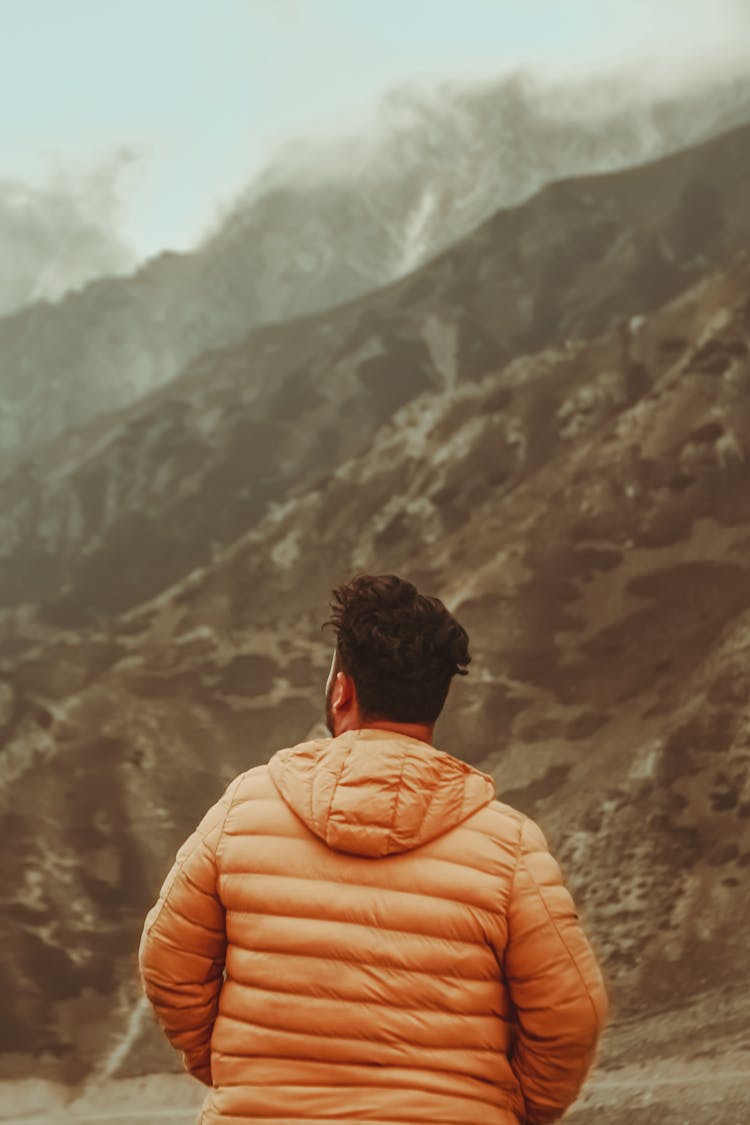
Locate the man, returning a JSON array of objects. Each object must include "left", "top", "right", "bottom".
[{"left": 139, "top": 574, "right": 608, "bottom": 1124}]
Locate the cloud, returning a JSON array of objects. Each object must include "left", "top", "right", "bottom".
[
  {"left": 0, "top": 151, "right": 137, "bottom": 316},
  {"left": 1, "top": 0, "right": 748, "bottom": 271}
]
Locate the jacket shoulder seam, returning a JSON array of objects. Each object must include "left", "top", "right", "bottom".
[
  {"left": 321, "top": 745, "right": 352, "bottom": 839},
  {"left": 214, "top": 771, "right": 251, "bottom": 864},
  {"left": 386, "top": 748, "right": 411, "bottom": 853},
  {"left": 506, "top": 815, "right": 525, "bottom": 914}
]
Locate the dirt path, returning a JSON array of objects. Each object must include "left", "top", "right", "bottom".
[
  {"left": 568, "top": 1058, "right": 749, "bottom": 1125},
  {"left": 8, "top": 1112, "right": 191, "bottom": 1124},
  {"left": 2, "top": 1056, "right": 748, "bottom": 1124}
]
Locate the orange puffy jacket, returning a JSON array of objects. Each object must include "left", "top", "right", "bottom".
[{"left": 139, "top": 729, "right": 608, "bottom": 1124}]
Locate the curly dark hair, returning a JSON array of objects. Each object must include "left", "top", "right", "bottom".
[{"left": 325, "top": 574, "right": 471, "bottom": 723}]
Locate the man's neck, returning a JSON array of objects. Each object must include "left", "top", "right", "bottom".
[{"left": 358, "top": 718, "right": 435, "bottom": 746}]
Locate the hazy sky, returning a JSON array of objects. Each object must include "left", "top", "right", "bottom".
[{"left": 3, "top": 0, "right": 749, "bottom": 261}]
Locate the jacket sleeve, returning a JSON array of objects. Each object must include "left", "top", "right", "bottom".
[
  {"left": 503, "top": 816, "right": 608, "bottom": 1124},
  {"left": 138, "top": 776, "right": 242, "bottom": 1085}
]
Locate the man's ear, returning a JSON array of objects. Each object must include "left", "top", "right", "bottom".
[{"left": 331, "top": 670, "right": 355, "bottom": 714}]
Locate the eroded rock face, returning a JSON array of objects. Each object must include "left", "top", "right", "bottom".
[
  {"left": 1, "top": 252, "right": 749, "bottom": 1082},
  {"left": 2, "top": 124, "right": 750, "bottom": 635}
]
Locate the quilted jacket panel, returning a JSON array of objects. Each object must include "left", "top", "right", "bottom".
[{"left": 139, "top": 729, "right": 608, "bottom": 1123}]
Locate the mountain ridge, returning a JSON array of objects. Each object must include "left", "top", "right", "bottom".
[
  {"left": 1, "top": 122, "right": 748, "bottom": 641},
  {"left": 1, "top": 75, "right": 748, "bottom": 462}
]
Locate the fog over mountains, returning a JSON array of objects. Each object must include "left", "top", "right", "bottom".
[
  {"left": 0, "top": 167, "right": 135, "bottom": 318},
  {"left": 1, "top": 75, "right": 750, "bottom": 1125},
  {"left": 1, "top": 71, "right": 749, "bottom": 465}
]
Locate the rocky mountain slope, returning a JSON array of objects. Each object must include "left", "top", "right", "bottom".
[
  {"left": 0, "top": 247, "right": 748, "bottom": 1099},
  {"left": 1, "top": 74, "right": 748, "bottom": 463},
  {"left": 2, "top": 122, "right": 749, "bottom": 640},
  {"left": 0, "top": 115, "right": 749, "bottom": 1125}
]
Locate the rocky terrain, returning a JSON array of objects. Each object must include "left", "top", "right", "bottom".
[
  {"left": 1, "top": 73, "right": 748, "bottom": 463},
  {"left": 1, "top": 250, "right": 749, "bottom": 1075},
  {"left": 2, "top": 121, "right": 749, "bottom": 637},
  {"left": 0, "top": 121, "right": 749, "bottom": 1123}
]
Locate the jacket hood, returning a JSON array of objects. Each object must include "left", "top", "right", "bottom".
[{"left": 268, "top": 728, "right": 496, "bottom": 858}]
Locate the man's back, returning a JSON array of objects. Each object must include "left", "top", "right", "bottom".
[{"left": 140, "top": 728, "right": 608, "bottom": 1124}]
